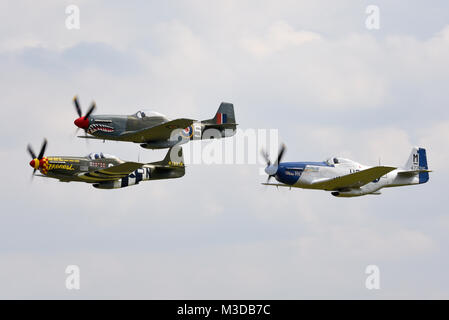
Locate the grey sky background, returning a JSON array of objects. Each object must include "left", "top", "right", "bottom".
[{"left": 0, "top": 0, "right": 449, "bottom": 298}]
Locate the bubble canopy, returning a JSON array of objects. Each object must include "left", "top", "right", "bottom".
[
  {"left": 134, "top": 110, "right": 169, "bottom": 119},
  {"left": 87, "top": 152, "right": 121, "bottom": 161},
  {"left": 325, "top": 157, "right": 339, "bottom": 165},
  {"left": 325, "top": 157, "right": 353, "bottom": 165}
]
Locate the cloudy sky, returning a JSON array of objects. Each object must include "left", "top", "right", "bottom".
[{"left": 1, "top": 0, "right": 449, "bottom": 299}]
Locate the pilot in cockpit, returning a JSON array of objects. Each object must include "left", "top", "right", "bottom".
[
  {"left": 326, "top": 157, "right": 340, "bottom": 165},
  {"left": 88, "top": 152, "right": 105, "bottom": 160}
]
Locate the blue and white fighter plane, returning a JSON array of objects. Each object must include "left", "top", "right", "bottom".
[{"left": 262, "top": 145, "right": 430, "bottom": 197}]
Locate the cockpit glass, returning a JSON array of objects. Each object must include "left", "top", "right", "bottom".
[
  {"left": 135, "top": 110, "right": 168, "bottom": 120},
  {"left": 325, "top": 157, "right": 339, "bottom": 165},
  {"left": 87, "top": 152, "right": 109, "bottom": 160},
  {"left": 87, "top": 152, "right": 119, "bottom": 161},
  {"left": 87, "top": 153, "right": 102, "bottom": 160}
]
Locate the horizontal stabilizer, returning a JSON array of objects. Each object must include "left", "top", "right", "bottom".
[
  {"left": 397, "top": 169, "right": 432, "bottom": 176},
  {"left": 203, "top": 123, "right": 238, "bottom": 128}
]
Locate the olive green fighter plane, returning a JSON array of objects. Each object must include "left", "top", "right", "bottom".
[
  {"left": 72, "top": 96, "right": 237, "bottom": 149},
  {"left": 27, "top": 139, "right": 185, "bottom": 189}
]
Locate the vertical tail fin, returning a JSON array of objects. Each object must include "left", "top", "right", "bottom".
[
  {"left": 146, "top": 146, "right": 185, "bottom": 179},
  {"left": 403, "top": 147, "right": 420, "bottom": 170},
  {"left": 403, "top": 147, "right": 429, "bottom": 183},
  {"left": 207, "top": 102, "right": 236, "bottom": 125},
  {"left": 149, "top": 145, "right": 184, "bottom": 167}
]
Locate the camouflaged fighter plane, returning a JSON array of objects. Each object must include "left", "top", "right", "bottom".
[
  {"left": 72, "top": 96, "right": 237, "bottom": 149},
  {"left": 27, "top": 139, "right": 185, "bottom": 189},
  {"left": 261, "top": 144, "right": 431, "bottom": 197}
]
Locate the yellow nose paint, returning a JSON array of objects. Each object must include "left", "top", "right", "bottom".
[
  {"left": 40, "top": 158, "right": 49, "bottom": 175},
  {"left": 34, "top": 159, "right": 40, "bottom": 170}
]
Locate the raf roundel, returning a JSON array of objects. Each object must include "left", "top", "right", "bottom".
[{"left": 181, "top": 126, "right": 194, "bottom": 138}]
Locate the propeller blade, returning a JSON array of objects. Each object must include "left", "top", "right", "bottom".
[
  {"left": 71, "top": 127, "right": 81, "bottom": 141},
  {"left": 267, "top": 175, "right": 272, "bottom": 183},
  {"left": 27, "top": 144, "right": 36, "bottom": 159},
  {"left": 260, "top": 149, "right": 271, "bottom": 166},
  {"left": 37, "top": 139, "right": 47, "bottom": 160},
  {"left": 73, "top": 96, "right": 82, "bottom": 118},
  {"left": 84, "top": 102, "right": 96, "bottom": 119},
  {"left": 31, "top": 168, "right": 36, "bottom": 180},
  {"left": 276, "top": 144, "right": 286, "bottom": 165}
]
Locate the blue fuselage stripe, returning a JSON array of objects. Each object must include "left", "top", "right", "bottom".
[{"left": 274, "top": 162, "right": 332, "bottom": 185}]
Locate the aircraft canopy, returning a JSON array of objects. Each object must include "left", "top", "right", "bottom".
[
  {"left": 87, "top": 152, "right": 120, "bottom": 161},
  {"left": 134, "top": 110, "right": 168, "bottom": 119}
]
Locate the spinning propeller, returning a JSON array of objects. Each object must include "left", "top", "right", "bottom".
[
  {"left": 27, "top": 138, "right": 48, "bottom": 179},
  {"left": 73, "top": 96, "right": 96, "bottom": 132},
  {"left": 261, "top": 143, "right": 286, "bottom": 183}
]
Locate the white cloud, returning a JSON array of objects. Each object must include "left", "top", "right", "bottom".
[
  {"left": 418, "top": 121, "right": 449, "bottom": 173},
  {"left": 241, "top": 21, "right": 322, "bottom": 58},
  {"left": 1, "top": 1, "right": 449, "bottom": 299}
]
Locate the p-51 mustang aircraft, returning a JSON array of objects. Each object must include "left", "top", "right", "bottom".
[
  {"left": 261, "top": 145, "right": 430, "bottom": 197},
  {"left": 72, "top": 96, "right": 237, "bottom": 149},
  {"left": 27, "top": 139, "right": 185, "bottom": 189}
]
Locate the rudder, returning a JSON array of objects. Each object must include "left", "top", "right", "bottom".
[{"left": 418, "top": 148, "right": 429, "bottom": 184}]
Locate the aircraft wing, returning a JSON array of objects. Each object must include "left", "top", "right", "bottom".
[
  {"left": 310, "top": 166, "right": 396, "bottom": 191},
  {"left": 261, "top": 183, "right": 291, "bottom": 188},
  {"left": 79, "top": 162, "right": 143, "bottom": 181},
  {"left": 77, "top": 136, "right": 106, "bottom": 140},
  {"left": 121, "top": 118, "right": 196, "bottom": 142}
]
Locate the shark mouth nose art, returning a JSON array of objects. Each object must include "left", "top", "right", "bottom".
[{"left": 88, "top": 124, "right": 115, "bottom": 134}]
